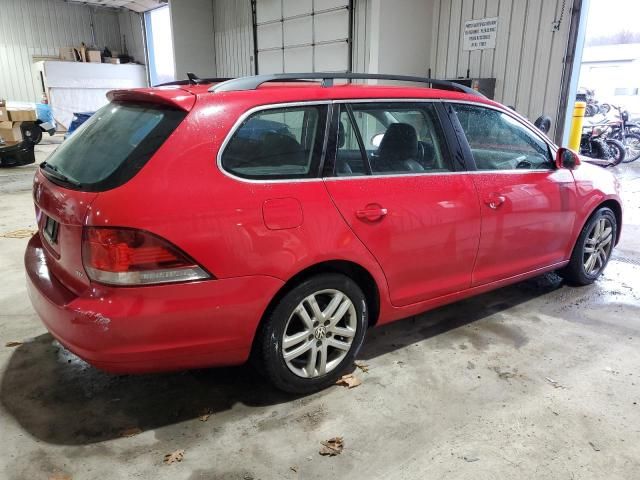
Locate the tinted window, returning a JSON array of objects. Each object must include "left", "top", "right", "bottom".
[
  {"left": 335, "top": 103, "right": 451, "bottom": 176},
  {"left": 43, "top": 102, "right": 185, "bottom": 191},
  {"left": 221, "top": 105, "right": 327, "bottom": 179},
  {"left": 453, "top": 104, "right": 553, "bottom": 171}
]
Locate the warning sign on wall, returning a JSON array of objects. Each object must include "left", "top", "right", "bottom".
[{"left": 463, "top": 17, "right": 498, "bottom": 51}]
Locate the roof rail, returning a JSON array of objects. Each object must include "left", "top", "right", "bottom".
[
  {"left": 208, "top": 73, "right": 484, "bottom": 97},
  {"left": 156, "top": 76, "right": 231, "bottom": 87}
]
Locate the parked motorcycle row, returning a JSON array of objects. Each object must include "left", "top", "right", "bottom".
[{"left": 580, "top": 104, "right": 640, "bottom": 166}]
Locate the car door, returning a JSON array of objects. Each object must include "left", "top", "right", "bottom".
[
  {"left": 449, "top": 102, "right": 578, "bottom": 286},
  {"left": 323, "top": 101, "right": 481, "bottom": 307}
]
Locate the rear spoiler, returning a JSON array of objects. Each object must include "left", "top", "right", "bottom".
[{"left": 107, "top": 88, "right": 196, "bottom": 111}]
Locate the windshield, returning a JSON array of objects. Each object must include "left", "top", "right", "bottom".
[{"left": 42, "top": 101, "right": 186, "bottom": 191}]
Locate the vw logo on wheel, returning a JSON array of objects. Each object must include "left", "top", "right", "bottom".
[{"left": 314, "top": 326, "right": 326, "bottom": 340}]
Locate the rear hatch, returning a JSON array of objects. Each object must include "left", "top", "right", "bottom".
[{"left": 34, "top": 88, "right": 192, "bottom": 295}]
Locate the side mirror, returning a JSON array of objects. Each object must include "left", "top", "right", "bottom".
[{"left": 556, "top": 147, "right": 580, "bottom": 170}]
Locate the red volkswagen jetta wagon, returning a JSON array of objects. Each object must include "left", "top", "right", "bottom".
[{"left": 25, "top": 73, "right": 622, "bottom": 393}]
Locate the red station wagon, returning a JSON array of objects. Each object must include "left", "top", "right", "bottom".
[{"left": 25, "top": 73, "right": 622, "bottom": 393}]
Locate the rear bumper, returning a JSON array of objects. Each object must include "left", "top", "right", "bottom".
[
  {"left": 25, "top": 234, "right": 284, "bottom": 373},
  {"left": 0, "top": 141, "right": 35, "bottom": 167}
]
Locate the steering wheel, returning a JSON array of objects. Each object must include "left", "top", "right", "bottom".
[{"left": 515, "top": 159, "right": 532, "bottom": 169}]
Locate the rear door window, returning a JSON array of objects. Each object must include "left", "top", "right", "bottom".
[
  {"left": 335, "top": 102, "right": 452, "bottom": 176},
  {"left": 42, "top": 102, "right": 186, "bottom": 191},
  {"left": 221, "top": 105, "right": 328, "bottom": 180}
]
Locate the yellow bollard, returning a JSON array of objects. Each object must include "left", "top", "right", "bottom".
[{"left": 568, "top": 101, "right": 586, "bottom": 152}]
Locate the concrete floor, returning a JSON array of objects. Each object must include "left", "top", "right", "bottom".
[{"left": 1, "top": 137, "right": 640, "bottom": 479}]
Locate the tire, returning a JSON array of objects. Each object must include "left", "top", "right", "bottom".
[
  {"left": 559, "top": 207, "right": 616, "bottom": 286},
  {"left": 20, "top": 122, "right": 43, "bottom": 145},
  {"left": 534, "top": 115, "right": 552, "bottom": 134},
  {"left": 620, "top": 133, "right": 640, "bottom": 163},
  {"left": 605, "top": 138, "right": 625, "bottom": 165},
  {"left": 255, "top": 273, "right": 368, "bottom": 394}
]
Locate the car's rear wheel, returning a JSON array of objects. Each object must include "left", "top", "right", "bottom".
[
  {"left": 559, "top": 207, "right": 616, "bottom": 285},
  {"left": 256, "top": 273, "right": 368, "bottom": 394}
]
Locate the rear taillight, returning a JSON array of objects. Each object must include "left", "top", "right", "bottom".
[{"left": 82, "top": 227, "right": 210, "bottom": 286}]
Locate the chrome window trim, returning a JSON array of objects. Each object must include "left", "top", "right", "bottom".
[
  {"left": 323, "top": 169, "right": 555, "bottom": 182},
  {"left": 216, "top": 100, "right": 332, "bottom": 184},
  {"left": 216, "top": 98, "right": 559, "bottom": 184}
]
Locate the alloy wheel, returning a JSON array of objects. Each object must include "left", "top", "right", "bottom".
[
  {"left": 583, "top": 217, "right": 613, "bottom": 276},
  {"left": 282, "top": 289, "right": 357, "bottom": 378}
]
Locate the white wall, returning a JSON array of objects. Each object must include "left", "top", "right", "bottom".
[
  {"left": 0, "top": 0, "right": 124, "bottom": 102},
  {"left": 366, "top": 0, "right": 433, "bottom": 76},
  {"left": 169, "top": 0, "right": 216, "bottom": 81}
]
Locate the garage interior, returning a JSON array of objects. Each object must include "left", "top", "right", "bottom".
[{"left": 1, "top": 0, "right": 639, "bottom": 478}]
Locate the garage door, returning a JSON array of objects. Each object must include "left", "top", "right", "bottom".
[{"left": 254, "top": 0, "right": 352, "bottom": 74}]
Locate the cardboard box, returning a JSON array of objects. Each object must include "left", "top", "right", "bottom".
[
  {"left": 60, "top": 47, "right": 79, "bottom": 62},
  {"left": 0, "top": 121, "right": 22, "bottom": 142},
  {"left": 8, "top": 108, "right": 37, "bottom": 122},
  {"left": 87, "top": 50, "right": 102, "bottom": 63},
  {"left": 0, "top": 107, "right": 8, "bottom": 122}
]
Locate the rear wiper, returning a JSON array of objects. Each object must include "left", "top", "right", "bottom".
[{"left": 40, "top": 162, "right": 82, "bottom": 188}]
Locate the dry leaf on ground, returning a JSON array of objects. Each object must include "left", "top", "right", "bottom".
[
  {"left": 5, "top": 341, "right": 23, "bottom": 348},
  {"left": 164, "top": 449, "right": 185, "bottom": 464},
  {"left": 336, "top": 373, "right": 361, "bottom": 388},
  {"left": 319, "top": 437, "right": 344, "bottom": 456},
  {"left": 1, "top": 229, "right": 37, "bottom": 239},
  {"left": 199, "top": 408, "right": 213, "bottom": 422},
  {"left": 354, "top": 360, "right": 369, "bottom": 373},
  {"left": 120, "top": 427, "right": 142, "bottom": 437}
]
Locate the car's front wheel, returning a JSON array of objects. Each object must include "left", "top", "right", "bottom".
[
  {"left": 256, "top": 273, "right": 368, "bottom": 394},
  {"left": 559, "top": 207, "right": 617, "bottom": 285}
]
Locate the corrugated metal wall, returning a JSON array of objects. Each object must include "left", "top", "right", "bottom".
[
  {"left": 213, "top": 0, "right": 254, "bottom": 77},
  {"left": 0, "top": 0, "right": 123, "bottom": 102},
  {"left": 429, "top": 0, "right": 573, "bottom": 137},
  {"left": 118, "top": 9, "right": 146, "bottom": 66}
]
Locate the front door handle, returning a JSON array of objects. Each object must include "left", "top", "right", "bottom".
[
  {"left": 484, "top": 194, "right": 506, "bottom": 209},
  {"left": 356, "top": 204, "right": 388, "bottom": 222}
]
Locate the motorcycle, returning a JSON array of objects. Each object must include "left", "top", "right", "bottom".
[
  {"left": 579, "top": 124, "right": 626, "bottom": 167},
  {"left": 607, "top": 105, "right": 640, "bottom": 163}
]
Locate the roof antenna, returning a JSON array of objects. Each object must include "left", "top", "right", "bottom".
[{"left": 187, "top": 72, "right": 201, "bottom": 85}]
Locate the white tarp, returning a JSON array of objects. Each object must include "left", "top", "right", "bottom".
[{"left": 35, "top": 61, "right": 147, "bottom": 129}]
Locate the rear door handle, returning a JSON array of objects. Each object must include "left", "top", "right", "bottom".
[
  {"left": 356, "top": 205, "right": 388, "bottom": 222},
  {"left": 484, "top": 194, "right": 506, "bottom": 209}
]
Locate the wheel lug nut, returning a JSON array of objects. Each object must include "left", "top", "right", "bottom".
[
  {"left": 316, "top": 340, "right": 322, "bottom": 347},
  {"left": 313, "top": 321, "right": 319, "bottom": 327},
  {"left": 308, "top": 334, "right": 314, "bottom": 341},
  {"left": 326, "top": 332, "right": 332, "bottom": 338},
  {"left": 324, "top": 320, "right": 330, "bottom": 326}
]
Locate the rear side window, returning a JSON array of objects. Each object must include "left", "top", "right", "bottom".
[
  {"left": 221, "top": 105, "right": 328, "bottom": 180},
  {"left": 43, "top": 102, "right": 185, "bottom": 191}
]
